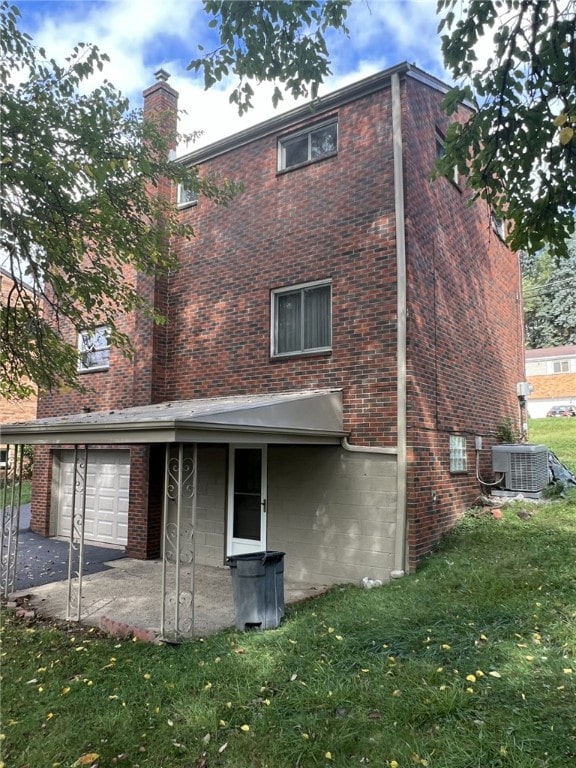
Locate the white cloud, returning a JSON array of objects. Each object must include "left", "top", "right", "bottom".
[
  {"left": 340, "top": 0, "right": 445, "bottom": 76},
  {"left": 17, "top": 0, "right": 450, "bottom": 152}
]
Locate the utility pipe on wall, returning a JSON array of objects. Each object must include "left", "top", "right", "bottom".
[
  {"left": 391, "top": 72, "right": 408, "bottom": 579},
  {"left": 341, "top": 74, "right": 408, "bottom": 579}
]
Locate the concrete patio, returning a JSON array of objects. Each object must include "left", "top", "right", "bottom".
[{"left": 13, "top": 556, "right": 329, "bottom": 640}]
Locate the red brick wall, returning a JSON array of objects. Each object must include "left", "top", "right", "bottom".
[
  {"left": 164, "top": 88, "right": 399, "bottom": 445},
  {"left": 30, "top": 445, "right": 53, "bottom": 536},
  {"left": 0, "top": 270, "right": 38, "bottom": 438},
  {"left": 402, "top": 77, "right": 524, "bottom": 567}
]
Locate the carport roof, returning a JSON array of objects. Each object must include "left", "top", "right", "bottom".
[{"left": 1, "top": 389, "right": 345, "bottom": 445}]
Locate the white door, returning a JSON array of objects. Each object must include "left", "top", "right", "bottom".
[
  {"left": 227, "top": 445, "right": 267, "bottom": 556},
  {"left": 56, "top": 450, "right": 130, "bottom": 546}
]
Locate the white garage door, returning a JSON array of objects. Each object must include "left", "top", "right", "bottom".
[{"left": 56, "top": 450, "right": 130, "bottom": 546}]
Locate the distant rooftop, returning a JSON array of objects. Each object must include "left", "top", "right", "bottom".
[{"left": 525, "top": 345, "right": 576, "bottom": 360}]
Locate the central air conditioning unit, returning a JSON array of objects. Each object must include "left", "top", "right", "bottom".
[{"left": 491, "top": 444, "right": 549, "bottom": 497}]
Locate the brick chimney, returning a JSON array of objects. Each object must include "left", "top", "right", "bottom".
[
  {"left": 143, "top": 68, "right": 179, "bottom": 155},
  {"left": 131, "top": 70, "right": 180, "bottom": 410}
]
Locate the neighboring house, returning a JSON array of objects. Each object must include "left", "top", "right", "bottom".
[
  {"left": 3, "top": 63, "right": 524, "bottom": 586},
  {"left": 0, "top": 267, "right": 38, "bottom": 470},
  {"left": 525, "top": 345, "right": 576, "bottom": 418}
]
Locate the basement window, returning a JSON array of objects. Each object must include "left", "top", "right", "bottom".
[{"left": 449, "top": 435, "right": 467, "bottom": 473}]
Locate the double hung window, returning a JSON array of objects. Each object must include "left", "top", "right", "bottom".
[{"left": 272, "top": 280, "right": 332, "bottom": 357}]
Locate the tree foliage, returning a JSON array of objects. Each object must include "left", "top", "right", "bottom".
[
  {"left": 0, "top": 1, "right": 238, "bottom": 399},
  {"left": 522, "top": 235, "right": 576, "bottom": 348},
  {"left": 437, "top": 0, "right": 576, "bottom": 259},
  {"left": 193, "top": 1, "right": 575, "bottom": 260},
  {"left": 188, "top": 0, "right": 350, "bottom": 113}
]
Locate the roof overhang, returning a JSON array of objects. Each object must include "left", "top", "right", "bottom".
[
  {"left": 177, "top": 62, "right": 462, "bottom": 168},
  {"left": 1, "top": 390, "right": 346, "bottom": 446}
]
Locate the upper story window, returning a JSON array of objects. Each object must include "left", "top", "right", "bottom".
[
  {"left": 491, "top": 214, "right": 506, "bottom": 240},
  {"left": 449, "top": 435, "right": 467, "bottom": 473},
  {"left": 0, "top": 448, "right": 7, "bottom": 468},
  {"left": 553, "top": 360, "right": 570, "bottom": 373},
  {"left": 278, "top": 119, "right": 338, "bottom": 171},
  {"left": 78, "top": 326, "right": 110, "bottom": 372},
  {"left": 177, "top": 182, "right": 198, "bottom": 209},
  {"left": 435, "top": 128, "right": 459, "bottom": 187},
  {"left": 271, "top": 280, "right": 332, "bottom": 357}
]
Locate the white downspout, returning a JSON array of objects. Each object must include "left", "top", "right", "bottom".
[
  {"left": 341, "top": 438, "right": 397, "bottom": 455},
  {"left": 391, "top": 72, "right": 407, "bottom": 579}
]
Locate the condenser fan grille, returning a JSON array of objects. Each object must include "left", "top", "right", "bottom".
[{"left": 509, "top": 451, "right": 548, "bottom": 492}]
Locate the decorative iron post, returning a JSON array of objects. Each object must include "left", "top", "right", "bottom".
[
  {"left": 0, "top": 444, "right": 24, "bottom": 596},
  {"left": 161, "top": 443, "right": 197, "bottom": 642},
  {"left": 66, "top": 445, "right": 89, "bottom": 621}
]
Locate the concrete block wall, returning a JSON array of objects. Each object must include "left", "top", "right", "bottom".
[
  {"left": 267, "top": 446, "right": 397, "bottom": 584},
  {"left": 194, "top": 445, "right": 227, "bottom": 567},
  {"left": 185, "top": 444, "right": 397, "bottom": 586}
]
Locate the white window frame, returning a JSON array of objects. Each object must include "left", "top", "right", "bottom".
[
  {"left": 177, "top": 182, "right": 198, "bottom": 209},
  {"left": 553, "top": 360, "right": 570, "bottom": 374},
  {"left": 278, "top": 119, "right": 338, "bottom": 171},
  {"left": 0, "top": 448, "right": 7, "bottom": 468},
  {"left": 78, "top": 326, "right": 110, "bottom": 373},
  {"left": 271, "top": 279, "right": 332, "bottom": 358},
  {"left": 449, "top": 435, "right": 467, "bottom": 473}
]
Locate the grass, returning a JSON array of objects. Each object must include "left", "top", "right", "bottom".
[
  {"left": 0, "top": 479, "right": 32, "bottom": 508},
  {"left": 2, "top": 509, "right": 575, "bottom": 766},
  {"left": 529, "top": 417, "right": 576, "bottom": 475},
  {"left": 1, "top": 431, "right": 574, "bottom": 768}
]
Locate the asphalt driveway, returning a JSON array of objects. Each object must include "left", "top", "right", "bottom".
[{"left": 10, "top": 504, "right": 126, "bottom": 591}]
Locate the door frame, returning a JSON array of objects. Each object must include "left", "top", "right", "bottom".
[{"left": 226, "top": 444, "right": 267, "bottom": 557}]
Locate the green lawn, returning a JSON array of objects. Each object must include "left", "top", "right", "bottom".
[
  {"left": 2, "top": 504, "right": 575, "bottom": 767},
  {"left": 529, "top": 417, "right": 576, "bottom": 474}
]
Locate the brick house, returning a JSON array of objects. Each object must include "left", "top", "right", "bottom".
[
  {"left": 525, "top": 345, "right": 576, "bottom": 418},
  {"left": 0, "top": 266, "right": 38, "bottom": 469},
  {"left": 3, "top": 63, "right": 524, "bottom": 586}
]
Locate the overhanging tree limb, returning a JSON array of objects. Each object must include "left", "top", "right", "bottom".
[
  {"left": 437, "top": 0, "right": 576, "bottom": 259},
  {"left": 0, "top": 1, "right": 240, "bottom": 399}
]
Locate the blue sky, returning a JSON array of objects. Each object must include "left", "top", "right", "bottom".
[{"left": 16, "top": 0, "right": 447, "bottom": 151}]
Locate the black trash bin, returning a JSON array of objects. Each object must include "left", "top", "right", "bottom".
[{"left": 227, "top": 551, "right": 285, "bottom": 631}]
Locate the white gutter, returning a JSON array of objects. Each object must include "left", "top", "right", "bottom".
[{"left": 391, "top": 72, "right": 408, "bottom": 579}]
